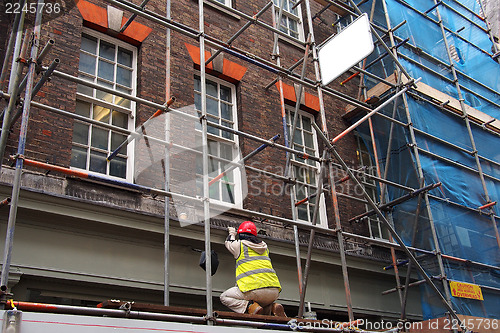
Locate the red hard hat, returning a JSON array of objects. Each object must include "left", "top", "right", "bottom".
[{"left": 238, "top": 221, "right": 257, "bottom": 236}]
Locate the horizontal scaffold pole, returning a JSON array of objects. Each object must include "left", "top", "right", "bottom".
[{"left": 349, "top": 182, "right": 442, "bottom": 222}]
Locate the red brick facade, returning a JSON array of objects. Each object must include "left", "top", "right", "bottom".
[{"left": 0, "top": 0, "right": 368, "bottom": 236}]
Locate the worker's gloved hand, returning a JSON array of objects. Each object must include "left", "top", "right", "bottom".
[{"left": 228, "top": 226, "right": 237, "bottom": 236}]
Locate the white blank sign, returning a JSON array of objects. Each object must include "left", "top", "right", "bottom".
[{"left": 318, "top": 13, "right": 374, "bottom": 86}]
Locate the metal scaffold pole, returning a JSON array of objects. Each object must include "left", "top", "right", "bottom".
[
  {"left": 0, "top": 0, "right": 45, "bottom": 293},
  {"left": 379, "top": 1, "right": 461, "bottom": 329},
  {"left": 271, "top": 0, "right": 309, "bottom": 301},
  {"left": 198, "top": 0, "right": 213, "bottom": 323},
  {"left": 163, "top": 0, "right": 172, "bottom": 307},
  {"left": 356, "top": 0, "right": 403, "bottom": 308},
  {"left": 0, "top": 1, "right": 27, "bottom": 172},
  {"left": 432, "top": 0, "right": 500, "bottom": 250}
]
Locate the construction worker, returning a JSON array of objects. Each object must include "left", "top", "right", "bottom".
[{"left": 220, "top": 221, "right": 286, "bottom": 316}]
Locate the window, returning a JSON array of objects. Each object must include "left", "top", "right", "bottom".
[
  {"left": 355, "top": 133, "right": 390, "bottom": 240},
  {"left": 71, "top": 29, "right": 136, "bottom": 180},
  {"left": 194, "top": 75, "right": 241, "bottom": 206},
  {"left": 273, "top": 0, "right": 304, "bottom": 40},
  {"left": 287, "top": 109, "right": 327, "bottom": 226}
]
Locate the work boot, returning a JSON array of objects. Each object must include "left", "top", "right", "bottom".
[
  {"left": 270, "top": 302, "right": 286, "bottom": 317},
  {"left": 247, "top": 301, "right": 264, "bottom": 315}
]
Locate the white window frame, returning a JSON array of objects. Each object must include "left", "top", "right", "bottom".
[
  {"left": 194, "top": 73, "right": 243, "bottom": 208},
  {"left": 273, "top": 0, "right": 305, "bottom": 42},
  {"left": 72, "top": 28, "right": 137, "bottom": 181},
  {"left": 287, "top": 108, "right": 328, "bottom": 227},
  {"left": 211, "top": 0, "right": 231, "bottom": 7},
  {"left": 355, "top": 132, "right": 390, "bottom": 240}
]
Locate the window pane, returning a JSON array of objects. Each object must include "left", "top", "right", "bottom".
[
  {"left": 81, "top": 34, "right": 97, "bottom": 54},
  {"left": 98, "top": 60, "right": 114, "bottom": 81},
  {"left": 293, "top": 129, "right": 302, "bottom": 145},
  {"left": 208, "top": 156, "right": 218, "bottom": 174},
  {"left": 222, "top": 183, "right": 235, "bottom": 203},
  {"left": 196, "top": 155, "right": 203, "bottom": 175},
  {"left": 73, "top": 122, "right": 89, "bottom": 145},
  {"left": 289, "top": 19, "right": 299, "bottom": 39},
  {"left": 209, "top": 181, "right": 220, "bottom": 200},
  {"left": 220, "top": 142, "right": 233, "bottom": 160},
  {"left": 304, "top": 132, "right": 314, "bottom": 148},
  {"left": 221, "top": 123, "right": 233, "bottom": 140},
  {"left": 194, "top": 75, "right": 201, "bottom": 91},
  {"left": 370, "top": 221, "right": 380, "bottom": 239},
  {"left": 91, "top": 127, "right": 108, "bottom": 150},
  {"left": 298, "top": 205, "right": 308, "bottom": 221},
  {"left": 114, "top": 87, "right": 131, "bottom": 108},
  {"left": 110, "top": 156, "right": 127, "bottom": 178},
  {"left": 89, "top": 150, "right": 107, "bottom": 173},
  {"left": 96, "top": 80, "right": 114, "bottom": 103},
  {"left": 93, "top": 106, "right": 110, "bottom": 123},
  {"left": 77, "top": 76, "right": 94, "bottom": 96},
  {"left": 206, "top": 80, "right": 217, "bottom": 97},
  {"left": 194, "top": 92, "right": 201, "bottom": 110},
  {"left": 111, "top": 132, "right": 127, "bottom": 151},
  {"left": 196, "top": 178, "right": 203, "bottom": 197},
  {"left": 75, "top": 101, "right": 91, "bottom": 117},
  {"left": 207, "top": 97, "right": 218, "bottom": 116},
  {"left": 117, "top": 66, "right": 132, "bottom": 87},
  {"left": 306, "top": 170, "right": 315, "bottom": 184},
  {"left": 289, "top": 0, "right": 299, "bottom": 15},
  {"left": 296, "top": 184, "right": 306, "bottom": 199},
  {"left": 220, "top": 86, "right": 231, "bottom": 102},
  {"left": 99, "top": 40, "right": 115, "bottom": 61},
  {"left": 112, "top": 111, "right": 128, "bottom": 128},
  {"left": 71, "top": 146, "right": 87, "bottom": 169},
  {"left": 208, "top": 140, "right": 217, "bottom": 156},
  {"left": 279, "top": 16, "right": 288, "bottom": 34},
  {"left": 223, "top": 168, "right": 234, "bottom": 182},
  {"left": 302, "top": 116, "right": 311, "bottom": 131},
  {"left": 208, "top": 125, "right": 219, "bottom": 136},
  {"left": 79, "top": 52, "right": 95, "bottom": 75},
  {"left": 221, "top": 102, "right": 232, "bottom": 121},
  {"left": 117, "top": 47, "right": 132, "bottom": 67}
]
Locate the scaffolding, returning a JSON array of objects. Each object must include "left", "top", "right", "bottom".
[{"left": 0, "top": 0, "right": 499, "bottom": 331}]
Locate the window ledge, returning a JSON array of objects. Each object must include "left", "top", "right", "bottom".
[
  {"left": 203, "top": 0, "right": 240, "bottom": 21},
  {"left": 277, "top": 35, "right": 306, "bottom": 51}
]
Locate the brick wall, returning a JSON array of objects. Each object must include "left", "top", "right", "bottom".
[{"left": 2, "top": 0, "right": 370, "bottom": 237}]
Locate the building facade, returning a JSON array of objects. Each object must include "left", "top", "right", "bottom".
[{"left": 0, "top": 0, "right": 499, "bottom": 330}]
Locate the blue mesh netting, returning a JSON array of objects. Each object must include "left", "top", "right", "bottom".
[{"left": 351, "top": 0, "right": 500, "bottom": 321}]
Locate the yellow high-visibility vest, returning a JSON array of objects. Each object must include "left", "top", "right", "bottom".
[{"left": 236, "top": 242, "right": 281, "bottom": 293}]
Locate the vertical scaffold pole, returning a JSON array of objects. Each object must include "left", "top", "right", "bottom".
[
  {"left": 298, "top": 0, "right": 354, "bottom": 319},
  {"left": 198, "top": 0, "right": 213, "bottom": 323},
  {"left": 357, "top": 0, "right": 403, "bottom": 307},
  {"left": 270, "top": 3, "right": 304, "bottom": 299},
  {"left": 328, "top": 161, "right": 354, "bottom": 322},
  {"left": 298, "top": 150, "right": 327, "bottom": 318},
  {"left": 0, "top": 0, "right": 24, "bottom": 92},
  {"left": 0, "top": 2, "right": 27, "bottom": 172},
  {"left": 163, "top": 0, "right": 172, "bottom": 307},
  {"left": 432, "top": 0, "right": 500, "bottom": 250},
  {"left": 0, "top": 0, "right": 45, "bottom": 290},
  {"left": 380, "top": 0, "right": 460, "bottom": 329}
]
